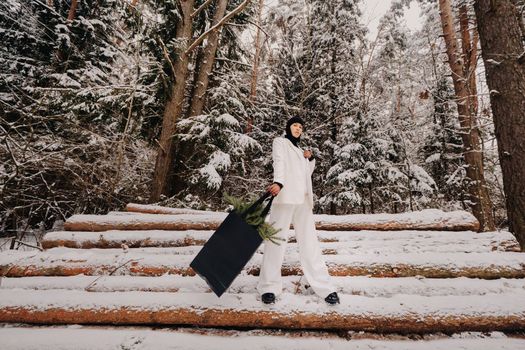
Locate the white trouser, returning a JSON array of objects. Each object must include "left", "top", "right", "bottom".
[{"left": 257, "top": 194, "right": 335, "bottom": 299}]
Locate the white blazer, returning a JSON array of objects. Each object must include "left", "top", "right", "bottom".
[{"left": 271, "top": 137, "right": 316, "bottom": 207}]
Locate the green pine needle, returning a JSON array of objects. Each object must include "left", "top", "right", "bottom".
[{"left": 224, "top": 193, "right": 283, "bottom": 245}]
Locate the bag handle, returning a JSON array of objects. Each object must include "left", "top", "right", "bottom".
[
  {"left": 242, "top": 191, "right": 274, "bottom": 219},
  {"left": 260, "top": 195, "right": 274, "bottom": 219}
]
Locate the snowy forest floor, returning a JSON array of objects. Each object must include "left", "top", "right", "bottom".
[
  {"left": 1, "top": 325, "right": 525, "bottom": 350},
  {"left": 1, "top": 206, "right": 525, "bottom": 349}
]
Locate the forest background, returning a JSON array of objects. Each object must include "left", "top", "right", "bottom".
[{"left": 1, "top": 0, "right": 524, "bottom": 249}]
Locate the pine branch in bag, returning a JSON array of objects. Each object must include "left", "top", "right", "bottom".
[
  {"left": 224, "top": 193, "right": 283, "bottom": 244},
  {"left": 258, "top": 222, "right": 284, "bottom": 245}
]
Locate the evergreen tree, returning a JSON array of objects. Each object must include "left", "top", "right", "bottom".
[
  {"left": 172, "top": 111, "right": 261, "bottom": 209},
  {"left": 165, "top": 0, "right": 263, "bottom": 207},
  {"left": 421, "top": 76, "right": 467, "bottom": 207},
  {"left": 318, "top": 1, "right": 437, "bottom": 214},
  {"left": 263, "top": 0, "right": 365, "bottom": 213}
]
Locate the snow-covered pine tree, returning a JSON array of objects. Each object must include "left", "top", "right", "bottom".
[
  {"left": 421, "top": 76, "right": 468, "bottom": 209},
  {"left": 172, "top": 111, "right": 261, "bottom": 209},
  {"left": 319, "top": 0, "right": 437, "bottom": 214},
  {"left": 203, "top": 15, "right": 275, "bottom": 202},
  {"left": 263, "top": 0, "right": 364, "bottom": 214},
  {"left": 320, "top": 110, "right": 389, "bottom": 214},
  {"left": 161, "top": 0, "right": 269, "bottom": 208},
  {"left": 369, "top": 1, "right": 438, "bottom": 212}
]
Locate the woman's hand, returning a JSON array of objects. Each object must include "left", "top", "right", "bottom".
[
  {"left": 267, "top": 183, "right": 281, "bottom": 196},
  {"left": 304, "top": 150, "right": 312, "bottom": 159}
]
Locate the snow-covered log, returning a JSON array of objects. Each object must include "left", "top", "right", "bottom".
[
  {"left": 41, "top": 229, "right": 520, "bottom": 251},
  {"left": 63, "top": 209, "right": 480, "bottom": 232},
  {"left": 1, "top": 289, "right": 524, "bottom": 333},
  {"left": 41, "top": 230, "right": 212, "bottom": 249},
  {"left": 1, "top": 248, "right": 524, "bottom": 279},
  {"left": 3, "top": 275, "right": 525, "bottom": 297},
  {"left": 313, "top": 209, "right": 479, "bottom": 231},
  {"left": 63, "top": 213, "right": 224, "bottom": 232},
  {"left": 126, "top": 203, "right": 210, "bottom": 215}
]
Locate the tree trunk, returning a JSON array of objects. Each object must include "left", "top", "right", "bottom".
[
  {"left": 249, "top": 0, "right": 265, "bottom": 100},
  {"left": 406, "top": 161, "right": 414, "bottom": 211},
  {"left": 187, "top": 0, "right": 229, "bottom": 118},
  {"left": 150, "top": 0, "right": 196, "bottom": 202},
  {"left": 56, "top": 0, "right": 78, "bottom": 61},
  {"left": 67, "top": 0, "right": 78, "bottom": 21},
  {"left": 459, "top": 5, "right": 479, "bottom": 118},
  {"left": 329, "top": 2, "right": 338, "bottom": 215},
  {"left": 473, "top": 0, "right": 525, "bottom": 250},
  {"left": 395, "top": 62, "right": 402, "bottom": 114},
  {"left": 369, "top": 184, "right": 375, "bottom": 214},
  {"left": 510, "top": 0, "right": 525, "bottom": 43},
  {"left": 246, "top": 0, "right": 265, "bottom": 133},
  {"left": 168, "top": 0, "right": 229, "bottom": 198},
  {"left": 438, "top": 0, "right": 495, "bottom": 231}
]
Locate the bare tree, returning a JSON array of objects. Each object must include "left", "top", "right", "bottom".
[
  {"left": 150, "top": 0, "right": 252, "bottom": 201},
  {"left": 245, "top": 0, "right": 265, "bottom": 133},
  {"left": 438, "top": 0, "right": 495, "bottom": 231},
  {"left": 187, "top": 0, "right": 229, "bottom": 118},
  {"left": 474, "top": 0, "right": 525, "bottom": 250},
  {"left": 150, "top": 0, "right": 196, "bottom": 201},
  {"left": 67, "top": 0, "right": 78, "bottom": 21}
]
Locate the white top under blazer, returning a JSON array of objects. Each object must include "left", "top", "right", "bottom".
[{"left": 271, "top": 137, "right": 316, "bottom": 207}]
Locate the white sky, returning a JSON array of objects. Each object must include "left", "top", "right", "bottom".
[
  {"left": 254, "top": 1, "right": 424, "bottom": 45},
  {"left": 360, "top": 0, "right": 423, "bottom": 39}
]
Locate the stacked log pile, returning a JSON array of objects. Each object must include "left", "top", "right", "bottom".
[{"left": 1, "top": 205, "right": 524, "bottom": 335}]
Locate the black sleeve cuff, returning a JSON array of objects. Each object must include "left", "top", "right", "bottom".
[
  {"left": 308, "top": 155, "right": 315, "bottom": 162},
  {"left": 273, "top": 182, "right": 283, "bottom": 189}
]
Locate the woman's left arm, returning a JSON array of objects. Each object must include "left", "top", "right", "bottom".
[
  {"left": 308, "top": 158, "right": 316, "bottom": 175},
  {"left": 304, "top": 150, "right": 315, "bottom": 175}
]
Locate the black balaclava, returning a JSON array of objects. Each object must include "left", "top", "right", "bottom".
[{"left": 285, "top": 116, "right": 304, "bottom": 147}]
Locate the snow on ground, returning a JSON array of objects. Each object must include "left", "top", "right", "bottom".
[{"left": 1, "top": 325, "right": 524, "bottom": 350}]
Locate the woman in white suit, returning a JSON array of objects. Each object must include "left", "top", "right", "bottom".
[{"left": 257, "top": 116, "right": 339, "bottom": 305}]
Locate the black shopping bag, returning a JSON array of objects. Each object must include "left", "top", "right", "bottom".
[{"left": 190, "top": 191, "right": 274, "bottom": 297}]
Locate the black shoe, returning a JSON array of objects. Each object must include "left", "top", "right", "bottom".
[
  {"left": 325, "top": 292, "right": 340, "bottom": 305},
  {"left": 261, "top": 292, "right": 275, "bottom": 304}
]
